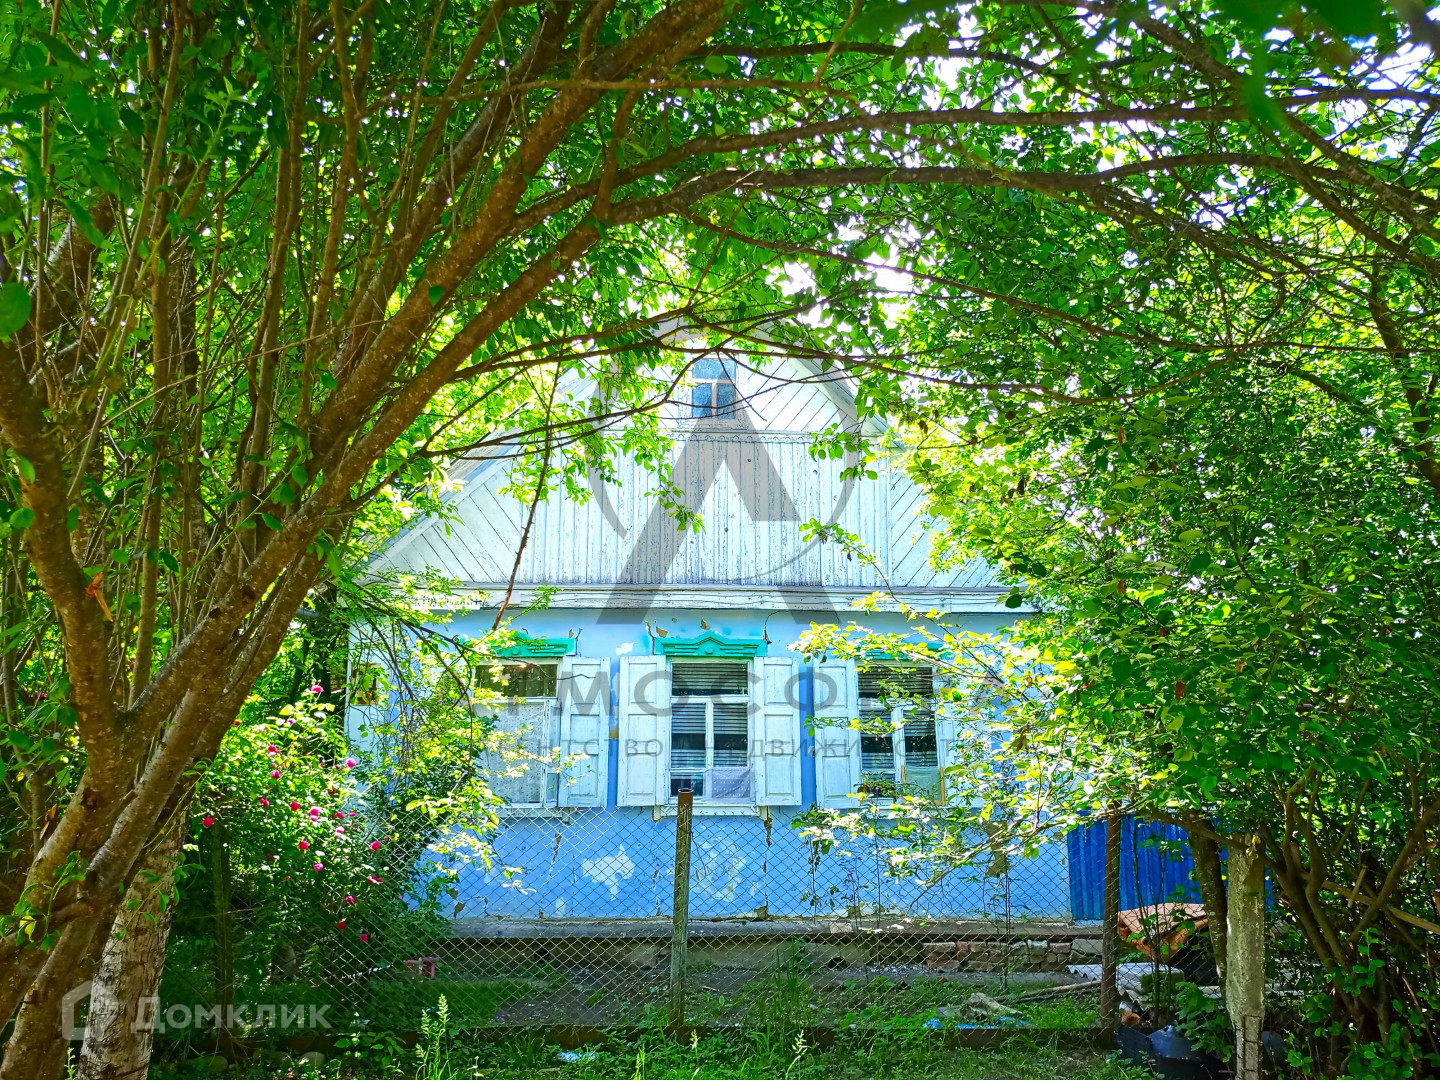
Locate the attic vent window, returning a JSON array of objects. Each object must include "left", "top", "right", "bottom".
[{"left": 690, "top": 356, "right": 737, "bottom": 418}]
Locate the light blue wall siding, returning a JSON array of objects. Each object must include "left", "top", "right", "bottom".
[
  {"left": 447, "top": 805, "right": 1071, "bottom": 921},
  {"left": 389, "top": 606, "right": 1073, "bottom": 922}
]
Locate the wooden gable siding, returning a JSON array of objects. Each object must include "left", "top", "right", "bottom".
[{"left": 375, "top": 432, "right": 1000, "bottom": 591}]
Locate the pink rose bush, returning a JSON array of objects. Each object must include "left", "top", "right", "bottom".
[{"left": 192, "top": 700, "right": 413, "bottom": 968}]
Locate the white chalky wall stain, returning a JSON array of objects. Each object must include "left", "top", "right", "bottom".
[
  {"left": 581, "top": 846, "right": 636, "bottom": 900},
  {"left": 693, "top": 839, "right": 748, "bottom": 902}
]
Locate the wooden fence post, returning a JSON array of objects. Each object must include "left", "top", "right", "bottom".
[
  {"left": 668, "top": 788, "right": 694, "bottom": 1030},
  {"left": 1099, "top": 804, "right": 1122, "bottom": 1043}
]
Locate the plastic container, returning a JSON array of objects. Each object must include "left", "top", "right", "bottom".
[{"left": 1113, "top": 1023, "right": 1224, "bottom": 1080}]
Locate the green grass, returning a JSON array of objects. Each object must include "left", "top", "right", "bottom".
[
  {"left": 367, "top": 977, "right": 550, "bottom": 1028},
  {"left": 151, "top": 1030, "right": 1148, "bottom": 1080},
  {"left": 474, "top": 1032, "right": 1145, "bottom": 1080}
]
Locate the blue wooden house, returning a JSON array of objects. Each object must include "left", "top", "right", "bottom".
[{"left": 347, "top": 358, "right": 1166, "bottom": 949}]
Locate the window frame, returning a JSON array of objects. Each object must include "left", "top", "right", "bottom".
[
  {"left": 857, "top": 664, "right": 940, "bottom": 801},
  {"left": 473, "top": 658, "right": 559, "bottom": 701},
  {"left": 348, "top": 661, "right": 387, "bottom": 706},
  {"left": 688, "top": 356, "right": 740, "bottom": 420},
  {"left": 473, "top": 660, "right": 562, "bottom": 811},
  {"left": 667, "top": 658, "right": 753, "bottom": 805}
]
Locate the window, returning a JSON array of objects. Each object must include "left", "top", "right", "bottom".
[
  {"left": 670, "top": 660, "right": 751, "bottom": 800},
  {"left": 474, "top": 660, "right": 558, "bottom": 698},
  {"left": 690, "top": 356, "right": 738, "bottom": 419},
  {"left": 857, "top": 666, "right": 939, "bottom": 799},
  {"left": 474, "top": 661, "right": 560, "bottom": 807},
  {"left": 348, "top": 662, "right": 386, "bottom": 706}
]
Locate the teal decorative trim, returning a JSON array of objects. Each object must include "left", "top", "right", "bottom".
[
  {"left": 498, "top": 637, "right": 576, "bottom": 658},
  {"left": 657, "top": 631, "right": 766, "bottom": 658}
]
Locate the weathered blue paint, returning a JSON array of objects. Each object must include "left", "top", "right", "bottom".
[
  {"left": 387, "top": 606, "right": 1075, "bottom": 921},
  {"left": 797, "top": 656, "right": 816, "bottom": 809},
  {"left": 1067, "top": 817, "right": 1201, "bottom": 922},
  {"left": 434, "top": 803, "right": 1071, "bottom": 921}
]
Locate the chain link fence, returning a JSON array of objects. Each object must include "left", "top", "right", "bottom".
[
  {"left": 153, "top": 657, "right": 1215, "bottom": 1046},
  {"left": 158, "top": 798, "right": 1135, "bottom": 1041}
]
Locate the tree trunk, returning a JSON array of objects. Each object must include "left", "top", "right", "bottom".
[
  {"left": 1226, "top": 837, "right": 1265, "bottom": 1080},
  {"left": 1185, "top": 815, "right": 1228, "bottom": 983},
  {"left": 0, "top": 915, "right": 106, "bottom": 1080},
  {"left": 73, "top": 815, "right": 186, "bottom": 1080}
]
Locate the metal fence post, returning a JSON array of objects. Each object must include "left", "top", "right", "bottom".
[
  {"left": 669, "top": 788, "right": 694, "bottom": 1029},
  {"left": 1099, "top": 803, "right": 1122, "bottom": 1042}
]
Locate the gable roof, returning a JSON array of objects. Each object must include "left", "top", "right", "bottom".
[{"left": 370, "top": 356, "right": 1008, "bottom": 612}]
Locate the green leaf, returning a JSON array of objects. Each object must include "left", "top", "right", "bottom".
[
  {"left": 35, "top": 32, "right": 89, "bottom": 74},
  {"left": 14, "top": 456, "right": 35, "bottom": 483},
  {"left": 9, "top": 507, "right": 35, "bottom": 529},
  {"left": 1303, "top": 0, "right": 1382, "bottom": 37},
  {"left": 1186, "top": 552, "right": 1212, "bottom": 576},
  {"left": 260, "top": 512, "right": 283, "bottom": 531},
  {"left": 65, "top": 506, "right": 78, "bottom": 532},
  {"left": 0, "top": 283, "right": 32, "bottom": 338},
  {"left": 63, "top": 199, "right": 107, "bottom": 247},
  {"left": 427, "top": 285, "right": 444, "bottom": 306},
  {"left": 703, "top": 55, "right": 728, "bottom": 75}
]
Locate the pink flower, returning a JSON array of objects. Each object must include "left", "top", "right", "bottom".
[
  {"left": 266, "top": 745, "right": 278, "bottom": 754},
  {"left": 202, "top": 816, "right": 214, "bottom": 828},
  {"left": 258, "top": 797, "right": 271, "bottom": 807},
  {"left": 310, "top": 684, "right": 324, "bottom": 694},
  {"left": 370, "top": 841, "right": 381, "bottom": 851},
  {"left": 345, "top": 757, "right": 357, "bottom": 769},
  {"left": 338, "top": 920, "right": 346, "bottom": 929},
  {"left": 309, "top": 806, "right": 321, "bottom": 819},
  {"left": 360, "top": 933, "right": 369, "bottom": 944},
  {"left": 270, "top": 769, "right": 281, "bottom": 779},
  {"left": 313, "top": 862, "right": 324, "bottom": 872},
  {"left": 327, "top": 787, "right": 337, "bottom": 796},
  {"left": 367, "top": 874, "right": 383, "bottom": 884},
  {"left": 297, "top": 840, "right": 310, "bottom": 851},
  {"left": 335, "top": 827, "right": 345, "bottom": 836},
  {"left": 345, "top": 895, "right": 356, "bottom": 904},
  {"left": 349, "top": 811, "right": 358, "bottom": 818},
  {"left": 290, "top": 801, "right": 301, "bottom": 811},
  {"left": 332, "top": 811, "right": 343, "bottom": 820}
]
